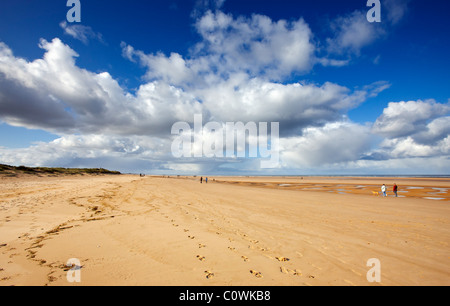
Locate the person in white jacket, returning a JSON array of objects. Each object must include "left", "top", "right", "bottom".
[{"left": 381, "top": 184, "right": 387, "bottom": 197}]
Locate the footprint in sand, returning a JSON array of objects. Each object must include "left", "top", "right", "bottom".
[
  {"left": 188, "top": 235, "right": 195, "bottom": 239},
  {"left": 241, "top": 256, "right": 249, "bottom": 262},
  {"left": 204, "top": 270, "right": 214, "bottom": 279},
  {"left": 27, "top": 250, "right": 37, "bottom": 259},
  {"left": 275, "top": 257, "right": 290, "bottom": 262},
  {"left": 196, "top": 255, "right": 206, "bottom": 261},
  {"left": 250, "top": 270, "right": 263, "bottom": 278},
  {"left": 198, "top": 244, "right": 206, "bottom": 249},
  {"left": 280, "top": 266, "right": 301, "bottom": 276}
]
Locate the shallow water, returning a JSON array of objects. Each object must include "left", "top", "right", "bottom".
[{"left": 423, "top": 197, "right": 445, "bottom": 201}]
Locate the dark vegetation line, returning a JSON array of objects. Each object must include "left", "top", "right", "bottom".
[{"left": 0, "top": 164, "right": 121, "bottom": 176}]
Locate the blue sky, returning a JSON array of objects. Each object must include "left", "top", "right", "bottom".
[{"left": 0, "top": 0, "right": 449, "bottom": 175}]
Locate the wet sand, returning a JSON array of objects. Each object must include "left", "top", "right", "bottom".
[
  {"left": 1, "top": 174, "right": 449, "bottom": 286},
  {"left": 212, "top": 176, "right": 450, "bottom": 201}
]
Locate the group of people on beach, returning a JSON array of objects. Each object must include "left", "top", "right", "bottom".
[
  {"left": 381, "top": 183, "right": 398, "bottom": 197},
  {"left": 200, "top": 176, "right": 208, "bottom": 184}
]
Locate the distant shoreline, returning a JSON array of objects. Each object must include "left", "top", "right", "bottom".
[
  {"left": 1, "top": 163, "right": 447, "bottom": 178},
  {"left": 156, "top": 174, "right": 450, "bottom": 179}
]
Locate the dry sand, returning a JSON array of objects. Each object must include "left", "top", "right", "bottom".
[{"left": 0, "top": 174, "right": 449, "bottom": 286}]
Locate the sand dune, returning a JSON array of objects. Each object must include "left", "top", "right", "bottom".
[{"left": 1, "top": 175, "right": 449, "bottom": 286}]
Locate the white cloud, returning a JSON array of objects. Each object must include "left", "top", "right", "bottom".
[
  {"left": 1, "top": 7, "right": 445, "bottom": 175},
  {"left": 0, "top": 38, "right": 203, "bottom": 136},
  {"left": 0, "top": 134, "right": 172, "bottom": 171},
  {"left": 120, "top": 8, "right": 392, "bottom": 135},
  {"left": 413, "top": 116, "right": 450, "bottom": 145},
  {"left": 124, "top": 10, "right": 315, "bottom": 83},
  {"left": 372, "top": 99, "right": 450, "bottom": 139},
  {"left": 120, "top": 41, "right": 137, "bottom": 63},
  {"left": 370, "top": 100, "right": 450, "bottom": 161},
  {"left": 191, "top": 0, "right": 227, "bottom": 18},
  {"left": 279, "top": 121, "right": 373, "bottom": 168},
  {"left": 1, "top": 35, "right": 377, "bottom": 140},
  {"left": 59, "top": 21, "right": 103, "bottom": 44},
  {"left": 194, "top": 11, "right": 315, "bottom": 80},
  {"left": 326, "top": 10, "right": 385, "bottom": 56},
  {"left": 322, "top": 1, "right": 409, "bottom": 63},
  {"left": 0, "top": 27, "right": 391, "bottom": 174},
  {"left": 335, "top": 156, "right": 450, "bottom": 175},
  {"left": 384, "top": 0, "right": 410, "bottom": 25},
  {"left": 196, "top": 78, "right": 372, "bottom": 133},
  {"left": 379, "top": 137, "right": 446, "bottom": 158},
  {"left": 140, "top": 52, "right": 195, "bottom": 86}
]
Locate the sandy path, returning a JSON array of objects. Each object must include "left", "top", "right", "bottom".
[{"left": 1, "top": 175, "right": 449, "bottom": 286}]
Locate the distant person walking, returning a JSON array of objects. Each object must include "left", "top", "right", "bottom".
[
  {"left": 200, "top": 177, "right": 203, "bottom": 184},
  {"left": 205, "top": 177, "right": 208, "bottom": 184},
  {"left": 393, "top": 183, "right": 398, "bottom": 197},
  {"left": 381, "top": 184, "right": 387, "bottom": 197}
]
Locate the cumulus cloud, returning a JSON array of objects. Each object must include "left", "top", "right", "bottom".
[
  {"left": 0, "top": 134, "right": 172, "bottom": 171},
  {"left": 0, "top": 38, "right": 203, "bottom": 136},
  {"left": 123, "top": 10, "right": 315, "bottom": 84},
  {"left": 413, "top": 117, "right": 450, "bottom": 146},
  {"left": 379, "top": 136, "right": 449, "bottom": 159},
  {"left": 121, "top": 38, "right": 386, "bottom": 135},
  {"left": 196, "top": 79, "right": 374, "bottom": 134},
  {"left": 1, "top": 35, "right": 362, "bottom": 138},
  {"left": 280, "top": 121, "right": 373, "bottom": 168},
  {"left": 371, "top": 100, "right": 450, "bottom": 160},
  {"left": 130, "top": 49, "right": 196, "bottom": 86},
  {"left": 120, "top": 9, "right": 390, "bottom": 135},
  {"left": 0, "top": 13, "right": 390, "bottom": 174},
  {"left": 2, "top": 6, "right": 444, "bottom": 175},
  {"left": 372, "top": 100, "right": 450, "bottom": 139},
  {"left": 194, "top": 11, "right": 315, "bottom": 80}
]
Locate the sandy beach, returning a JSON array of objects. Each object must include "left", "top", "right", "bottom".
[{"left": 0, "top": 174, "right": 449, "bottom": 286}]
